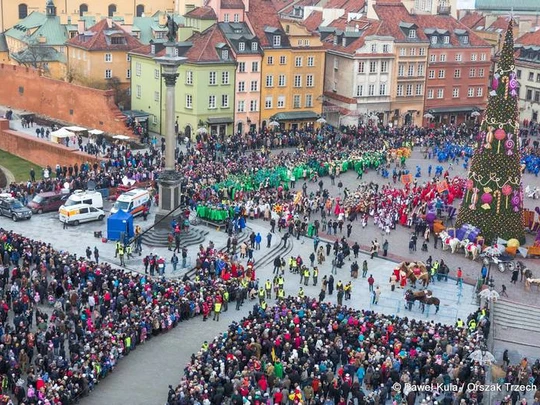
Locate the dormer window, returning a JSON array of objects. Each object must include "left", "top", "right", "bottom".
[
  {"left": 371, "top": 44, "right": 377, "bottom": 53},
  {"left": 251, "top": 42, "right": 258, "bottom": 51},
  {"left": 443, "top": 35, "right": 450, "bottom": 44},
  {"left": 431, "top": 36, "right": 437, "bottom": 44},
  {"left": 342, "top": 37, "right": 346, "bottom": 47},
  {"left": 462, "top": 35, "right": 469, "bottom": 44},
  {"left": 273, "top": 35, "right": 281, "bottom": 47},
  {"left": 239, "top": 42, "right": 245, "bottom": 51},
  {"left": 333, "top": 36, "right": 338, "bottom": 45},
  {"left": 151, "top": 44, "right": 155, "bottom": 54},
  {"left": 222, "top": 50, "right": 229, "bottom": 59},
  {"left": 409, "top": 29, "right": 416, "bottom": 39}
]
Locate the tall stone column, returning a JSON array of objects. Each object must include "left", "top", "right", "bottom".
[{"left": 153, "top": 44, "right": 186, "bottom": 228}]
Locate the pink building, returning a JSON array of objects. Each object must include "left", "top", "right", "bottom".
[{"left": 207, "top": 0, "right": 247, "bottom": 23}]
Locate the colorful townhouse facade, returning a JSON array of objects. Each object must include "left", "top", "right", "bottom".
[{"left": 514, "top": 29, "right": 540, "bottom": 125}]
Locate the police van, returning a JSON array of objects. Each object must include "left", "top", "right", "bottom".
[
  {"left": 111, "top": 188, "right": 150, "bottom": 216},
  {"left": 59, "top": 204, "right": 105, "bottom": 226}
]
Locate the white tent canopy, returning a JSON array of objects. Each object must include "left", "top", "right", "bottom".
[
  {"left": 50, "top": 128, "right": 74, "bottom": 143},
  {"left": 113, "top": 134, "right": 131, "bottom": 140},
  {"left": 88, "top": 129, "right": 104, "bottom": 135},
  {"left": 64, "top": 126, "right": 87, "bottom": 132}
]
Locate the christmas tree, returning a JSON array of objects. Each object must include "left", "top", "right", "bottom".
[{"left": 455, "top": 19, "right": 524, "bottom": 244}]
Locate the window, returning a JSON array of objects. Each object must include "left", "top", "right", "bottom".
[
  {"left": 369, "top": 61, "right": 377, "bottom": 73},
  {"left": 455, "top": 53, "right": 462, "bottom": 62},
  {"left": 415, "top": 84, "right": 423, "bottom": 96},
  {"left": 294, "top": 75, "right": 302, "bottom": 87},
  {"left": 408, "top": 29, "right": 416, "bottom": 38},
  {"left": 443, "top": 35, "right": 450, "bottom": 44},
  {"left": 126, "top": 69, "right": 131, "bottom": 79},
  {"left": 358, "top": 62, "right": 365, "bottom": 73},
  {"left": 437, "top": 88, "right": 444, "bottom": 98},
  {"left": 208, "top": 95, "right": 216, "bottom": 109},
  {"left": 224, "top": 13, "right": 229, "bottom": 22},
  {"left": 154, "top": 91, "right": 159, "bottom": 102},
  {"left": 417, "top": 63, "right": 424, "bottom": 76},
  {"left": 398, "top": 64, "right": 405, "bottom": 77},
  {"left": 479, "top": 68, "right": 485, "bottom": 77},
  {"left": 136, "top": 4, "right": 144, "bottom": 17},
  {"left": 452, "top": 88, "right": 459, "bottom": 98},
  {"left": 105, "top": 53, "right": 112, "bottom": 62},
  {"left": 480, "top": 53, "right": 487, "bottom": 61},
  {"left": 419, "top": 47, "right": 426, "bottom": 56},
  {"left": 440, "top": 54, "right": 446, "bottom": 62},
  {"left": 265, "top": 97, "right": 273, "bottom": 109},
  {"left": 237, "top": 100, "right": 245, "bottom": 112},
  {"left": 438, "top": 69, "right": 445, "bottom": 78},
  {"left": 250, "top": 81, "right": 258, "bottom": 91},
  {"left": 408, "top": 64, "right": 414, "bottom": 76},
  {"left": 380, "top": 83, "right": 387, "bottom": 96},
  {"left": 238, "top": 81, "right": 245, "bottom": 92},
  {"left": 273, "top": 35, "right": 281, "bottom": 47},
  {"left": 250, "top": 100, "right": 258, "bottom": 112},
  {"left": 293, "top": 95, "right": 301, "bottom": 108},
  {"left": 356, "top": 85, "right": 363, "bottom": 97},
  {"left": 306, "top": 75, "right": 314, "bottom": 87},
  {"left": 251, "top": 61, "right": 259, "bottom": 72},
  {"left": 18, "top": 3, "right": 28, "bottom": 19},
  {"left": 468, "top": 88, "right": 474, "bottom": 97},
  {"left": 239, "top": 42, "right": 245, "bottom": 51},
  {"left": 454, "top": 69, "right": 461, "bottom": 78},
  {"left": 209, "top": 71, "right": 216, "bottom": 85},
  {"left": 427, "top": 89, "right": 434, "bottom": 99},
  {"left": 471, "top": 53, "right": 477, "bottom": 61},
  {"left": 135, "top": 62, "right": 141, "bottom": 76},
  {"left": 136, "top": 84, "right": 141, "bottom": 98},
  {"left": 108, "top": 4, "right": 117, "bottom": 17},
  {"left": 537, "top": 73, "right": 540, "bottom": 83},
  {"left": 462, "top": 35, "right": 469, "bottom": 44},
  {"left": 529, "top": 72, "right": 535, "bottom": 81},
  {"left": 526, "top": 89, "right": 533, "bottom": 100},
  {"left": 536, "top": 91, "right": 540, "bottom": 103},
  {"left": 221, "top": 95, "right": 229, "bottom": 108},
  {"left": 369, "top": 44, "right": 376, "bottom": 53},
  {"left": 396, "top": 85, "right": 404, "bottom": 97},
  {"left": 278, "top": 75, "right": 286, "bottom": 87},
  {"left": 79, "top": 3, "right": 88, "bottom": 17},
  {"left": 154, "top": 69, "right": 160, "bottom": 79},
  {"left": 266, "top": 75, "right": 274, "bottom": 87},
  {"left": 428, "top": 69, "right": 435, "bottom": 79},
  {"left": 233, "top": 13, "right": 239, "bottom": 23},
  {"left": 409, "top": 47, "right": 416, "bottom": 56},
  {"left": 267, "top": 56, "right": 274, "bottom": 65},
  {"left": 333, "top": 59, "right": 339, "bottom": 69},
  {"left": 295, "top": 56, "right": 302, "bottom": 67},
  {"left": 126, "top": 54, "right": 131, "bottom": 62},
  {"left": 280, "top": 56, "right": 287, "bottom": 65},
  {"left": 368, "top": 84, "right": 375, "bottom": 96},
  {"left": 186, "top": 71, "right": 193, "bottom": 85},
  {"left": 251, "top": 42, "right": 258, "bottom": 51},
  {"left": 381, "top": 61, "right": 388, "bottom": 73},
  {"left": 186, "top": 94, "right": 193, "bottom": 108},
  {"left": 221, "top": 50, "right": 229, "bottom": 60},
  {"left": 105, "top": 69, "right": 112, "bottom": 79},
  {"left": 305, "top": 94, "right": 313, "bottom": 107},
  {"left": 469, "top": 68, "right": 476, "bottom": 78},
  {"left": 477, "top": 87, "right": 483, "bottom": 97},
  {"left": 430, "top": 54, "right": 436, "bottom": 63},
  {"left": 406, "top": 84, "right": 413, "bottom": 96},
  {"left": 238, "top": 62, "right": 246, "bottom": 73},
  {"left": 222, "top": 71, "right": 230, "bottom": 85},
  {"left": 399, "top": 48, "right": 406, "bottom": 56},
  {"left": 277, "top": 96, "right": 285, "bottom": 108},
  {"left": 383, "top": 44, "right": 389, "bottom": 53},
  {"left": 431, "top": 36, "right": 438, "bottom": 45}
]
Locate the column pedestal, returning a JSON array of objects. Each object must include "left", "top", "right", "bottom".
[{"left": 154, "top": 170, "right": 183, "bottom": 229}]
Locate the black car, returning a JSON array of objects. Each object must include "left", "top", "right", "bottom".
[{"left": 0, "top": 198, "right": 32, "bottom": 221}]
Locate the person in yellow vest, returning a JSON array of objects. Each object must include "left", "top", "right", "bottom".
[
  {"left": 277, "top": 287, "right": 285, "bottom": 299},
  {"left": 278, "top": 276, "right": 285, "bottom": 290},
  {"left": 115, "top": 241, "right": 122, "bottom": 258},
  {"left": 303, "top": 267, "right": 310, "bottom": 286},
  {"left": 118, "top": 245, "right": 125, "bottom": 266},
  {"left": 213, "top": 300, "right": 222, "bottom": 321},
  {"left": 336, "top": 280, "right": 343, "bottom": 292},
  {"left": 260, "top": 300, "right": 268, "bottom": 311},
  {"left": 456, "top": 318, "right": 464, "bottom": 329},
  {"left": 222, "top": 290, "right": 229, "bottom": 312},
  {"left": 201, "top": 341, "right": 209, "bottom": 351},
  {"left": 298, "top": 287, "right": 305, "bottom": 298},
  {"left": 312, "top": 267, "right": 319, "bottom": 286},
  {"left": 344, "top": 282, "right": 352, "bottom": 300},
  {"left": 265, "top": 279, "right": 272, "bottom": 299},
  {"left": 258, "top": 287, "right": 265, "bottom": 304},
  {"left": 468, "top": 319, "right": 477, "bottom": 332}
]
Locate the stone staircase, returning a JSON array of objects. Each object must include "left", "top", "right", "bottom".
[
  {"left": 493, "top": 299, "right": 540, "bottom": 347},
  {"left": 143, "top": 227, "right": 209, "bottom": 248}
]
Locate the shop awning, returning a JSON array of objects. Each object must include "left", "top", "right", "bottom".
[
  {"left": 272, "top": 111, "right": 319, "bottom": 121},
  {"left": 207, "top": 117, "right": 233, "bottom": 124},
  {"left": 429, "top": 106, "right": 481, "bottom": 114}
]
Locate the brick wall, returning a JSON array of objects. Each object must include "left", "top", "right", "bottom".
[
  {"left": 0, "top": 64, "right": 131, "bottom": 135},
  {"left": 0, "top": 120, "right": 103, "bottom": 168}
]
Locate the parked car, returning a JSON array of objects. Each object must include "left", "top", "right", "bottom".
[
  {"left": 27, "top": 191, "right": 69, "bottom": 214},
  {"left": 0, "top": 198, "right": 32, "bottom": 221}
]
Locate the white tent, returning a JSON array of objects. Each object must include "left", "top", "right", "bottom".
[
  {"left": 88, "top": 129, "right": 104, "bottom": 135},
  {"left": 50, "top": 128, "right": 74, "bottom": 143},
  {"left": 64, "top": 126, "right": 87, "bottom": 132},
  {"left": 113, "top": 134, "right": 131, "bottom": 140}
]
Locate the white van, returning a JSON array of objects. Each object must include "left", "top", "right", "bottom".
[
  {"left": 111, "top": 188, "right": 150, "bottom": 216},
  {"left": 59, "top": 204, "right": 105, "bottom": 226},
  {"left": 63, "top": 190, "right": 104, "bottom": 210}
]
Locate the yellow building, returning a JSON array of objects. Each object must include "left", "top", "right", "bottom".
[
  {"left": 66, "top": 18, "right": 142, "bottom": 88},
  {"left": 0, "top": 0, "right": 203, "bottom": 31}
]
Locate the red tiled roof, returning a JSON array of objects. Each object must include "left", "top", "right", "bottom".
[
  {"left": 303, "top": 10, "right": 323, "bottom": 33},
  {"left": 325, "top": 0, "right": 365, "bottom": 12},
  {"left": 271, "top": 0, "right": 295, "bottom": 13},
  {"left": 184, "top": 6, "right": 217, "bottom": 20},
  {"left": 67, "top": 19, "right": 142, "bottom": 51},
  {"left": 247, "top": 0, "right": 284, "bottom": 47},
  {"left": 325, "top": 19, "right": 381, "bottom": 55},
  {"left": 460, "top": 12, "right": 485, "bottom": 29},
  {"left": 221, "top": 0, "right": 245, "bottom": 9},
  {"left": 183, "top": 24, "right": 230, "bottom": 62},
  {"left": 324, "top": 91, "right": 356, "bottom": 104},
  {"left": 516, "top": 28, "right": 540, "bottom": 46},
  {"left": 488, "top": 16, "right": 508, "bottom": 30},
  {"left": 281, "top": 0, "right": 319, "bottom": 16}
]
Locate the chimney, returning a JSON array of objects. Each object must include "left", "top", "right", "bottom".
[
  {"left": 77, "top": 20, "right": 85, "bottom": 34},
  {"left": 519, "top": 20, "right": 531, "bottom": 37},
  {"left": 366, "top": 0, "right": 378, "bottom": 20},
  {"left": 106, "top": 18, "right": 113, "bottom": 28},
  {"left": 485, "top": 15, "right": 497, "bottom": 29},
  {"left": 244, "top": 0, "right": 250, "bottom": 13}
]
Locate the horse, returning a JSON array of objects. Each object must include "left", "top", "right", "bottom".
[
  {"left": 525, "top": 278, "right": 540, "bottom": 291},
  {"left": 420, "top": 296, "right": 441, "bottom": 313},
  {"left": 400, "top": 261, "right": 430, "bottom": 288},
  {"left": 461, "top": 239, "right": 480, "bottom": 260},
  {"left": 405, "top": 289, "right": 433, "bottom": 310},
  {"left": 440, "top": 230, "right": 460, "bottom": 253}
]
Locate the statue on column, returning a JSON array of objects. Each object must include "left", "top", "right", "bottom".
[{"left": 166, "top": 14, "right": 178, "bottom": 43}]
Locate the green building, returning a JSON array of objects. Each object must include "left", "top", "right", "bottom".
[{"left": 130, "top": 7, "right": 235, "bottom": 138}]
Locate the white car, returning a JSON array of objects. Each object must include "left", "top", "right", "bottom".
[{"left": 59, "top": 203, "right": 105, "bottom": 226}]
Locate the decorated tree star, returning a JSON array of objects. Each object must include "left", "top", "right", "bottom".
[{"left": 455, "top": 19, "right": 525, "bottom": 244}]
